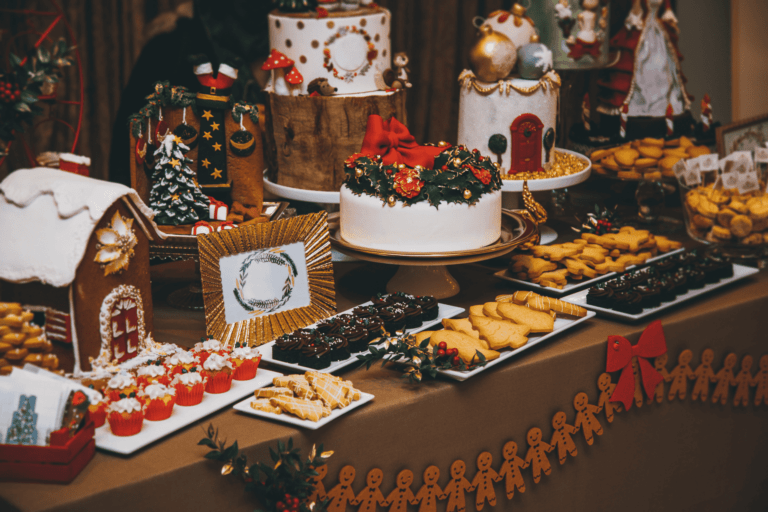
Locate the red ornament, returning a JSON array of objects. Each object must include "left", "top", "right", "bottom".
[{"left": 393, "top": 167, "right": 424, "bottom": 199}]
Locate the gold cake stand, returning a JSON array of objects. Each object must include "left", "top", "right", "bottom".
[{"left": 328, "top": 210, "right": 538, "bottom": 299}]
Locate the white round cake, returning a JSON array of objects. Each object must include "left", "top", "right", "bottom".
[
  {"left": 340, "top": 186, "right": 502, "bottom": 253},
  {"left": 457, "top": 72, "right": 560, "bottom": 175},
  {"left": 267, "top": 7, "right": 392, "bottom": 96}
]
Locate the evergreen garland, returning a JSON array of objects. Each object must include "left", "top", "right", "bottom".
[{"left": 343, "top": 144, "right": 503, "bottom": 208}]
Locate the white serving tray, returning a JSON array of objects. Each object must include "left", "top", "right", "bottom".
[
  {"left": 259, "top": 302, "right": 465, "bottom": 373},
  {"left": 95, "top": 369, "right": 283, "bottom": 455},
  {"left": 561, "top": 263, "right": 759, "bottom": 322},
  {"left": 233, "top": 391, "right": 374, "bottom": 430},
  {"left": 436, "top": 311, "right": 596, "bottom": 381},
  {"left": 494, "top": 248, "right": 685, "bottom": 296}
]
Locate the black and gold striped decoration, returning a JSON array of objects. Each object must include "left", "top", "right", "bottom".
[{"left": 196, "top": 87, "right": 230, "bottom": 186}]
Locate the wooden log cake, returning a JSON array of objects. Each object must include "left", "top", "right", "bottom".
[{"left": 262, "top": 4, "right": 409, "bottom": 192}]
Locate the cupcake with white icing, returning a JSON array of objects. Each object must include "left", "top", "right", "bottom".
[
  {"left": 165, "top": 350, "right": 201, "bottom": 377},
  {"left": 140, "top": 383, "right": 176, "bottom": 421},
  {"left": 87, "top": 391, "right": 108, "bottom": 428},
  {"left": 229, "top": 342, "right": 262, "bottom": 381},
  {"left": 202, "top": 353, "right": 234, "bottom": 394},
  {"left": 136, "top": 359, "right": 170, "bottom": 387},
  {"left": 193, "top": 337, "right": 231, "bottom": 365},
  {"left": 107, "top": 396, "right": 144, "bottom": 436},
  {"left": 171, "top": 369, "right": 207, "bottom": 406},
  {"left": 105, "top": 374, "right": 139, "bottom": 402}
]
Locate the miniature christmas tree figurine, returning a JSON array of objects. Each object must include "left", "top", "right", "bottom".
[
  {"left": 148, "top": 135, "right": 210, "bottom": 226},
  {"left": 6, "top": 395, "right": 38, "bottom": 445}
]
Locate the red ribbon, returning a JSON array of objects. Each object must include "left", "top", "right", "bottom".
[
  {"left": 606, "top": 320, "right": 667, "bottom": 410},
  {"left": 59, "top": 159, "right": 89, "bottom": 176},
  {"left": 359, "top": 115, "right": 444, "bottom": 169}
]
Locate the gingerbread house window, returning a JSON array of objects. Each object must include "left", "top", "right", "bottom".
[{"left": 99, "top": 285, "right": 146, "bottom": 365}]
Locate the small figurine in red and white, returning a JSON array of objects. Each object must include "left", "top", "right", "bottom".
[
  {"left": 36, "top": 152, "right": 91, "bottom": 176},
  {"left": 192, "top": 221, "right": 213, "bottom": 235},
  {"left": 208, "top": 197, "right": 229, "bottom": 221}
]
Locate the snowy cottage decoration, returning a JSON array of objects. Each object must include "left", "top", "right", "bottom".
[{"left": 0, "top": 168, "right": 164, "bottom": 374}]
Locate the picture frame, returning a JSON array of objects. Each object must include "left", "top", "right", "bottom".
[
  {"left": 716, "top": 113, "right": 768, "bottom": 157},
  {"left": 198, "top": 211, "right": 335, "bottom": 346}
]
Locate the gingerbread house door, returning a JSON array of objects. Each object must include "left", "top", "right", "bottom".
[
  {"left": 509, "top": 113, "right": 544, "bottom": 174},
  {"left": 99, "top": 285, "right": 146, "bottom": 364}
]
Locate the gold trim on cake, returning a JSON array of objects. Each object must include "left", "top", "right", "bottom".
[{"left": 458, "top": 69, "right": 561, "bottom": 95}]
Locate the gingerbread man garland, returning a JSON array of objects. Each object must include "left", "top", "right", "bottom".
[
  {"left": 691, "top": 349, "right": 716, "bottom": 402},
  {"left": 667, "top": 349, "right": 695, "bottom": 401},
  {"left": 597, "top": 373, "right": 622, "bottom": 422},
  {"left": 470, "top": 452, "right": 498, "bottom": 511},
  {"left": 549, "top": 411, "right": 580, "bottom": 465},
  {"left": 752, "top": 355, "right": 768, "bottom": 406},
  {"left": 355, "top": 468, "right": 387, "bottom": 512},
  {"left": 413, "top": 465, "right": 443, "bottom": 512},
  {"left": 327, "top": 466, "right": 358, "bottom": 512},
  {"left": 651, "top": 354, "right": 670, "bottom": 404},
  {"left": 732, "top": 355, "right": 754, "bottom": 407},
  {"left": 497, "top": 441, "right": 528, "bottom": 500},
  {"left": 384, "top": 470, "right": 415, "bottom": 512},
  {"left": 309, "top": 464, "right": 328, "bottom": 505},
  {"left": 442, "top": 460, "right": 473, "bottom": 512},
  {"left": 524, "top": 427, "right": 553, "bottom": 484},
  {"left": 573, "top": 392, "right": 603, "bottom": 445},
  {"left": 712, "top": 353, "right": 738, "bottom": 405}
]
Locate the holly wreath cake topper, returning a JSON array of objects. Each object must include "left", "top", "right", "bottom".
[{"left": 344, "top": 115, "right": 502, "bottom": 208}]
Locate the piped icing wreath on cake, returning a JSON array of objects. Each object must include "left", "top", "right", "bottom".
[{"left": 343, "top": 116, "right": 501, "bottom": 208}]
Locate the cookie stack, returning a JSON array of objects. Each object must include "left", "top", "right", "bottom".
[
  {"left": 590, "top": 136, "right": 710, "bottom": 180},
  {"left": 684, "top": 187, "right": 768, "bottom": 246},
  {"left": 0, "top": 303, "right": 58, "bottom": 375},
  {"left": 509, "top": 228, "right": 683, "bottom": 289}
]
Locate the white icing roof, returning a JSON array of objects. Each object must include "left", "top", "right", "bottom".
[{"left": 0, "top": 167, "right": 162, "bottom": 287}]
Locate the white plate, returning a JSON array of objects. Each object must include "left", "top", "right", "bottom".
[
  {"left": 561, "top": 263, "right": 759, "bottom": 321},
  {"left": 259, "top": 302, "right": 465, "bottom": 373},
  {"left": 233, "top": 391, "right": 374, "bottom": 430},
  {"left": 494, "top": 248, "right": 686, "bottom": 296},
  {"left": 264, "top": 169, "right": 340, "bottom": 204},
  {"left": 499, "top": 148, "right": 591, "bottom": 192},
  {"left": 95, "top": 369, "right": 283, "bottom": 455},
  {"left": 437, "top": 311, "right": 596, "bottom": 381}
]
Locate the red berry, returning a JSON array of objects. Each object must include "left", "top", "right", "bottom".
[
  {"left": 448, "top": 348, "right": 458, "bottom": 357},
  {"left": 285, "top": 494, "right": 291, "bottom": 499},
  {"left": 437, "top": 349, "right": 446, "bottom": 357},
  {"left": 276, "top": 502, "right": 285, "bottom": 511},
  {"left": 437, "top": 341, "right": 447, "bottom": 350},
  {"left": 452, "top": 355, "right": 461, "bottom": 366}
]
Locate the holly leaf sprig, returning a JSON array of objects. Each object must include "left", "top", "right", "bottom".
[
  {"left": 199, "top": 424, "right": 330, "bottom": 512},
  {"left": 357, "top": 334, "right": 487, "bottom": 383}
]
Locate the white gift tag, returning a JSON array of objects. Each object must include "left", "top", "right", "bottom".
[
  {"left": 738, "top": 172, "right": 761, "bottom": 194},
  {"left": 696, "top": 153, "right": 720, "bottom": 171},
  {"left": 720, "top": 171, "right": 740, "bottom": 189},
  {"left": 672, "top": 158, "right": 687, "bottom": 177}
]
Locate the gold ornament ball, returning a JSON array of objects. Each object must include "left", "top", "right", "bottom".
[
  {"left": 398, "top": 163, "right": 406, "bottom": 170},
  {"left": 438, "top": 141, "right": 450, "bottom": 147},
  {"left": 355, "top": 168, "right": 363, "bottom": 178},
  {"left": 463, "top": 189, "right": 472, "bottom": 199},
  {"left": 453, "top": 157, "right": 463, "bottom": 167},
  {"left": 469, "top": 25, "right": 517, "bottom": 82},
  {"left": 387, "top": 195, "right": 397, "bottom": 206}
]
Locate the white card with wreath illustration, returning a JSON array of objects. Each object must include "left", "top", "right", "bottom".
[{"left": 218, "top": 242, "right": 311, "bottom": 325}]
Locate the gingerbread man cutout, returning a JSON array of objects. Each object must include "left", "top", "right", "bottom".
[
  {"left": 413, "top": 465, "right": 443, "bottom": 512},
  {"left": 752, "top": 355, "right": 768, "bottom": 406},
  {"left": 442, "top": 460, "right": 472, "bottom": 512},
  {"left": 470, "top": 452, "right": 498, "bottom": 510},
  {"left": 667, "top": 349, "right": 695, "bottom": 401},
  {"left": 549, "top": 411, "right": 579, "bottom": 465},
  {"left": 651, "top": 353, "right": 670, "bottom": 404},
  {"left": 732, "top": 355, "right": 754, "bottom": 407},
  {"left": 631, "top": 357, "right": 644, "bottom": 408},
  {"left": 711, "top": 353, "right": 737, "bottom": 405},
  {"left": 524, "top": 427, "right": 553, "bottom": 484},
  {"left": 384, "top": 470, "right": 415, "bottom": 512},
  {"left": 691, "top": 349, "right": 716, "bottom": 402},
  {"left": 573, "top": 392, "right": 603, "bottom": 445},
  {"left": 497, "top": 441, "right": 528, "bottom": 500},
  {"left": 356, "top": 468, "right": 387, "bottom": 512},
  {"left": 327, "top": 465, "right": 358, "bottom": 512},
  {"left": 309, "top": 464, "right": 328, "bottom": 506},
  {"left": 597, "top": 373, "right": 621, "bottom": 422}
]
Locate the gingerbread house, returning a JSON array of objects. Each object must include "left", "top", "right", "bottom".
[{"left": 0, "top": 168, "right": 165, "bottom": 374}]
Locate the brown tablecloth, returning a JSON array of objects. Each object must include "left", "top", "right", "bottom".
[{"left": 2, "top": 260, "right": 768, "bottom": 512}]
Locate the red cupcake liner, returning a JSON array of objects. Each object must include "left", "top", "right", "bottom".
[
  {"left": 144, "top": 396, "right": 176, "bottom": 421},
  {"left": 232, "top": 357, "right": 261, "bottom": 381},
  {"left": 107, "top": 386, "right": 138, "bottom": 402},
  {"left": 107, "top": 410, "right": 144, "bottom": 436},
  {"left": 204, "top": 369, "right": 234, "bottom": 394},
  {"left": 88, "top": 405, "right": 107, "bottom": 428},
  {"left": 174, "top": 382, "right": 205, "bottom": 406}
]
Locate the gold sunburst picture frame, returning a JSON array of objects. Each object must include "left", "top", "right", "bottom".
[{"left": 198, "top": 211, "right": 336, "bottom": 346}]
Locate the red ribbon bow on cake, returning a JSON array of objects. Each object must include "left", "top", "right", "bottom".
[
  {"left": 606, "top": 320, "right": 667, "bottom": 410},
  {"left": 359, "top": 115, "right": 444, "bottom": 169}
]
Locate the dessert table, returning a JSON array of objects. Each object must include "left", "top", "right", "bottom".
[{"left": 1, "top": 227, "right": 767, "bottom": 512}]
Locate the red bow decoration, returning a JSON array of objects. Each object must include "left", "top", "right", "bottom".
[
  {"left": 607, "top": 320, "right": 667, "bottom": 410},
  {"left": 359, "top": 115, "right": 444, "bottom": 169}
]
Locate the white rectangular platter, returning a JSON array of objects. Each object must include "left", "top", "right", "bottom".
[
  {"left": 95, "top": 368, "right": 283, "bottom": 455},
  {"left": 258, "top": 302, "right": 464, "bottom": 373},
  {"left": 494, "top": 248, "right": 685, "bottom": 296},
  {"left": 562, "top": 263, "right": 759, "bottom": 322},
  {"left": 437, "top": 311, "right": 596, "bottom": 381},
  {"left": 233, "top": 391, "right": 374, "bottom": 430}
]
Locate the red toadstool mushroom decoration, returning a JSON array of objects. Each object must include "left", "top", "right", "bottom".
[
  {"left": 261, "top": 49, "right": 295, "bottom": 96},
  {"left": 285, "top": 67, "right": 304, "bottom": 94}
]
